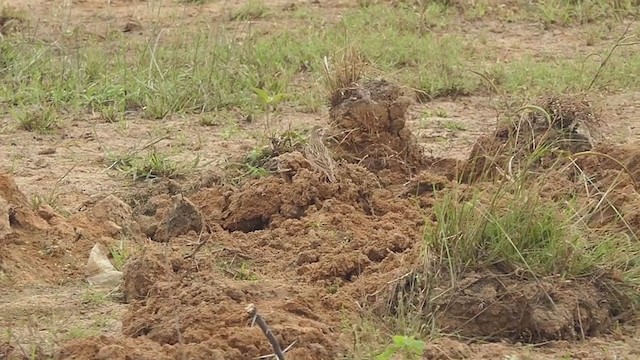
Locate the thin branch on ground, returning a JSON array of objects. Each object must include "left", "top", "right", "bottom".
[
  {"left": 246, "top": 303, "right": 291, "bottom": 360},
  {"left": 184, "top": 224, "right": 211, "bottom": 259},
  {"left": 586, "top": 17, "right": 638, "bottom": 92}
]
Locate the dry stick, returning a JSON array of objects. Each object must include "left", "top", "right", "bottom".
[
  {"left": 184, "top": 224, "right": 211, "bottom": 259},
  {"left": 586, "top": 16, "right": 639, "bottom": 93},
  {"left": 245, "top": 304, "right": 286, "bottom": 360}
]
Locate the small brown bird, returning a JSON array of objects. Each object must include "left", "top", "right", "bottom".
[{"left": 305, "top": 125, "right": 337, "bottom": 183}]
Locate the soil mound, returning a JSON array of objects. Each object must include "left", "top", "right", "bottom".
[
  {"left": 328, "top": 79, "right": 430, "bottom": 176},
  {"left": 462, "top": 95, "right": 598, "bottom": 183},
  {"left": 41, "top": 88, "right": 640, "bottom": 358},
  {"left": 0, "top": 173, "right": 75, "bottom": 285},
  {"left": 386, "top": 270, "right": 629, "bottom": 342}
]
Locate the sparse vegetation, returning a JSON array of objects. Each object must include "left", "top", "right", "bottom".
[
  {"left": 229, "top": 0, "right": 269, "bottom": 21},
  {"left": 3, "top": 1, "right": 640, "bottom": 359},
  {"left": 375, "top": 335, "right": 425, "bottom": 360},
  {"left": 217, "top": 258, "right": 259, "bottom": 281},
  {"left": 106, "top": 148, "right": 201, "bottom": 181},
  {"left": 426, "top": 181, "right": 640, "bottom": 281}
]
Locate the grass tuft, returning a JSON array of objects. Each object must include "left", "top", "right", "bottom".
[
  {"left": 106, "top": 149, "right": 200, "bottom": 181},
  {"left": 426, "top": 183, "right": 640, "bottom": 282},
  {"left": 12, "top": 106, "right": 59, "bottom": 133},
  {"left": 322, "top": 46, "right": 368, "bottom": 96},
  {"left": 230, "top": 0, "right": 269, "bottom": 21}
]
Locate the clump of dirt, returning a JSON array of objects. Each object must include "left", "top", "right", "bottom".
[
  {"left": 462, "top": 95, "right": 599, "bottom": 183},
  {"left": 328, "top": 79, "right": 430, "bottom": 176},
  {"left": 0, "top": 172, "right": 154, "bottom": 286},
  {"left": 152, "top": 195, "right": 204, "bottom": 242},
  {"left": 383, "top": 269, "right": 632, "bottom": 343},
  {"left": 86, "top": 247, "right": 340, "bottom": 359},
  {"left": 0, "top": 173, "right": 79, "bottom": 285},
  {"left": 89, "top": 194, "right": 135, "bottom": 236},
  {"left": 0, "top": 173, "right": 49, "bottom": 234},
  {"left": 122, "top": 248, "right": 179, "bottom": 302},
  {"left": 53, "top": 142, "right": 428, "bottom": 358},
  {"left": 24, "top": 83, "right": 639, "bottom": 359},
  {"left": 569, "top": 144, "right": 640, "bottom": 234}
]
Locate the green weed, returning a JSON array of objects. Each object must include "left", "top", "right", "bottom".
[
  {"left": 107, "top": 149, "right": 200, "bottom": 181},
  {"left": 425, "top": 181, "right": 640, "bottom": 282},
  {"left": 12, "top": 106, "right": 59, "bottom": 133},
  {"left": 441, "top": 119, "right": 466, "bottom": 131},
  {"left": 81, "top": 290, "right": 108, "bottom": 306},
  {"left": 218, "top": 258, "right": 259, "bottom": 281},
  {"left": 375, "top": 335, "right": 425, "bottom": 360},
  {"left": 109, "top": 241, "right": 132, "bottom": 271}
]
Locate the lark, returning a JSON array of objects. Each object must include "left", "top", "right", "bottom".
[{"left": 305, "top": 125, "right": 337, "bottom": 183}]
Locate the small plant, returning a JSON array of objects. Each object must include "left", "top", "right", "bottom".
[
  {"left": 375, "top": 335, "right": 425, "bottom": 360},
  {"left": 64, "top": 326, "right": 98, "bottom": 340},
  {"left": 218, "top": 258, "right": 259, "bottom": 281},
  {"left": 12, "top": 106, "right": 59, "bottom": 133},
  {"left": 321, "top": 46, "right": 368, "bottom": 96},
  {"left": 98, "top": 102, "right": 125, "bottom": 123},
  {"left": 30, "top": 166, "right": 74, "bottom": 215},
  {"left": 107, "top": 148, "right": 200, "bottom": 181},
  {"left": 230, "top": 0, "right": 268, "bottom": 21},
  {"left": 81, "top": 290, "right": 108, "bottom": 306},
  {"left": 200, "top": 114, "right": 221, "bottom": 127},
  {"left": 109, "top": 241, "right": 131, "bottom": 271},
  {"left": 441, "top": 119, "right": 466, "bottom": 131},
  {"left": 143, "top": 93, "right": 174, "bottom": 120},
  {"left": 253, "top": 87, "right": 289, "bottom": 136}
]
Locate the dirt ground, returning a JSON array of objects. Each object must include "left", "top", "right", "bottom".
[{"left": 2, "top": 1, "right": 640, "bottom": 360}]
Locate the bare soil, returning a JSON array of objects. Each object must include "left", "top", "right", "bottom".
[{"left": 2, "top": 1, "right": 640, "bottom": 360}]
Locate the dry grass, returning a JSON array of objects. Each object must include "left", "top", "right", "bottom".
[
  {"left": 321, "top": 46, "right": 369, "bottom": 97},
  {"left": 304, "top": 125, "right": 338, "bottom": 183}
]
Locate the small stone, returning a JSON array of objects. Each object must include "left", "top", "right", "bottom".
[
  {"left": 104, "top": 220, "right": 123, "bottom": 236},
  {"left": 91, "top": 195, "right": 133, "bottom": 230},
  {"left": 37, "top": 147, "right": 56, "bottom": 155},
  {"left": 37, "top": 204, "right": 57, "bottom": 221},
  {"left": 152, "top": 195, "right": 203, "bottom": 243}
]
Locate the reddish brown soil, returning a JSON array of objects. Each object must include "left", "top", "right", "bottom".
[{"left": 2, "top": 1, "right": 640, "bottom": 360}]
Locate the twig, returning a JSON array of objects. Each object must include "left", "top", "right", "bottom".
[
  {"left": 256, "top": 341, "right": 298, "bottom": 359},
  {"left": 245, "top": 304, "right": 286, "bottom": 360},
  {"left": 183, "top": 224, "right": 211, "bottom": 259},
  {"left": 586, "top": 17, "right": 638, "bottom": 92}
]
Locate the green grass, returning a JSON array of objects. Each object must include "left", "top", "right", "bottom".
[
  {"left": 529, "top": 0, "right": 639, "bottom": 28},
  {"left": 229, "top": 0, "right": 269, "bottom": 21},
  {"left": 106, "top": 148, "right": 201, "bottom": 181},
  {"left": 425, "top": 183, "right": 640, "bottom": 281},
  {"left": 2, "top": 3, "right": 639, "bottom": 126}
]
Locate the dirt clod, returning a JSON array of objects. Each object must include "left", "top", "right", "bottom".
[
  {"left": 328, "top": 79, "right": 428, "bottom": 175},
  {"left": 91, "top": 195, "right": 134, "bottom": 233},
  {"left": 152, "top": 195, "right": 204, "bottom": 242},
  {"left": 122, "top": 249, "right": 177, "bottom": 302}
]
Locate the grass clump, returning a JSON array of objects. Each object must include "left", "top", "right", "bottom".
[
  {"left": 229, "top": 0, "right": 269, "bottom": 21},
  {"left": 1, "top": 2, "right": 639, "bottom": 123},
  {"left": 107, "top": 149, "right": 200, "bottom": 181},
  {"left": 321, "top": 46, "right": 368, "bottom": 96},
  {"left": 12, "top": 106, "right": 59, "bottom": 133},
  {"left": 531, "top": 0, "right": 639, "bottom": 28},
  {"left": 375, "top": 335, "right": 425, "bottom": 360},
  {"left": 426, "top": 184, "right": 640, "bottom": 281}
]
